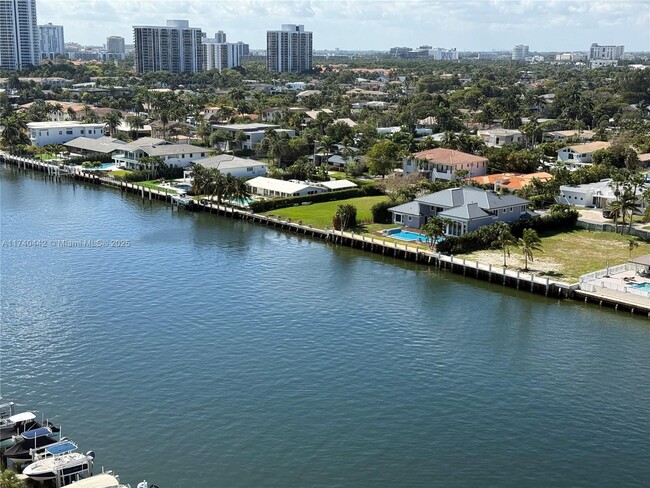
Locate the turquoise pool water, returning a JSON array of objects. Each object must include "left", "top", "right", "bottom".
[
  {"left": 630, "top": 282, "right": 650, "bottom": 291},
  {"left": 385, "top": 228, "right": 441, "bottom": 243}
]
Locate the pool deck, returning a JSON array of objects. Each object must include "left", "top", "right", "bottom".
[{"left": 577, "top": 268, "right": 650, "bottom": 313}]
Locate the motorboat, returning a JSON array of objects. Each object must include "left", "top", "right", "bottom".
[
  {"left": 30, "top": 438, "right": 78, "bottom": 461},
  {"left": 23, "top": 450, "right": 95, "bottom": 482},
  {"left": 68, "top": 472, "right": 131, "bottom": 488},
  {"left": 2, "top": 427, "right": 61, "bottom": 464},
  {"left": 1, "top": 412, "right": 60, "bottom": 448},
  {"left": 0, "top": 412, "right": 37, "bottom": 442}
]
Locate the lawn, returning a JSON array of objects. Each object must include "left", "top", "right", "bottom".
[
  {"left": 458, "top": 229, "right": 650, "bottom": 283},
  {"left": 263, "top": 196, "right": 390, "bottom": 229},
  {"left": 110, "top": 170, "right": 132, "bottom": 179}
]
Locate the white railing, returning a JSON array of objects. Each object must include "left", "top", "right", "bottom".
[
  {"left": 579, "top": 263, "right": 635, "bottom": 283},
  {"left": 580, "top": 281, "right": 650, "bottom": 299}
]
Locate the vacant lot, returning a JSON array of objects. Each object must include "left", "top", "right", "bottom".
[
  {"left": 459, "top": 229, "right": 650, "bottom": 283},
  {"left": 262, "top": 196, "right": 390, "bottom": 229}
]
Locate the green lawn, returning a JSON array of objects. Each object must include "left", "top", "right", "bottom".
[
  {"left": 263, "top": 196, "right": 390, "bottom": 229},
  {"left": 110, "top": 170, "right": 132, "bottom": 179},
  {"left": 459, "top": 229, "right": 650, "bottom": 283},
  {"left": 36, "top": 153, "right": 58, "bottom": 160}
]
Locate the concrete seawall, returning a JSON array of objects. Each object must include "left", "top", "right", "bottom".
[{"left": 4, "top": 154, "right": 647, "bottom": 318}]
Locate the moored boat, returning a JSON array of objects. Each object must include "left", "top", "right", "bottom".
[
  {"left": 2, "top": 427, "right": 61, "bottom": 464},
  {"left": 23, "top": 450, "right": 95, "bottom": 482},
  {"left": 68, "top": 472, "right": 131, "bottom": 488}
]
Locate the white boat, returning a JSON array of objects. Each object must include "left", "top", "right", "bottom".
[
  {"left": 22, "top": 450, "right": 95, "bottom": 481},
  {"left": 68, "top": 473, "right": 130, "bottom": 488}
]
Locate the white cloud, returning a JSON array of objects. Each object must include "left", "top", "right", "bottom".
[{"left": 35, "top": 0, "right": 650, "bottom": 51}]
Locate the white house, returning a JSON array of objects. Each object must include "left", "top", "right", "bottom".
[
  {"left": 112, "top": 137, "right": 209, "bottom": 169},
  {"left": 210, "top": 123, "right": 295, "bottom": 150},
  {"left": 403, "top": 148, "right": 488, "bottom": 181},
  {"left": 558, "top": 179, "right": 648, "bottom": 209},
  {"left": 27, "top": 121, "right": 105, "bottom": 146},
  {"left": 557, "top": 141, "right": 610, "bottom": 165},
  {"left": 186, "top": 154, "right": 268, "bottom": 178},
  {"left": 477, "top": 129, "right": 523, "bottom": 147},
  {"left": 245, "top": 176, "right": 327, "bottom": 198},
  {"left": 316, "top": 179, "right": 358, "bottom": 191}
]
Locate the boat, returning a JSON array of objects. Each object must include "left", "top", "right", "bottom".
[
  {"left": 0, "top": 412, "right": 38, "bottom": 449},
  {"left": 171, "top": 192, "right": 193, "bottom": 206},
  {"left": 30, "top": 438, "right": 78, "bottom": 460},
  {"left": 23, "top": 450, "right": 95, "bottom": 482},
  {"left": 68, "top": 472, "right": 131, "bottom": 488},
  {"left": 2, "top": 427, "right": 61, "bottom": 464}
]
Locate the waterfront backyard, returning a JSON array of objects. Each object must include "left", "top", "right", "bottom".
[{"left": 265, "top": 197, "right": 649, "bottom": 284}]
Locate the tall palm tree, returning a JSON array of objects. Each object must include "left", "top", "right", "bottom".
[
  {"left": 66, "top": 106, "right": 77, "bottom": 121},
  {"left": 125, "top": 115, "right": 145, "bottom": 140},
  {"left": 491, "top": 223, "right": 519, "bottom": 267},
  {"left": 104, "top": 110, "right": 122, "bottom": 138},
  {"left": 518, "top": 228, "right": 544, "bottom": 271}
]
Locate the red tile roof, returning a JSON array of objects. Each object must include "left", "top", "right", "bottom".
[{"left": 411, "top": 148, "right": 488, "bottom": 166}]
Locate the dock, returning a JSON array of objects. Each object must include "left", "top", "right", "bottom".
[{"left": 4, "top": 154, "right": 648, "bottom": 318}]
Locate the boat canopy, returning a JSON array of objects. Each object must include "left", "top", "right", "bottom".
[
  {"left": 68, "top": 473, "right": 120, "bottom": 488},
  {"left": 8, "top": 412, "right": 36, "bottom": 423},
  {"left": 22, "top": 427, "right": 51, "bottom": 440},
  {"left": 45, "top": 440, "right": 77, "bottom": 455}
]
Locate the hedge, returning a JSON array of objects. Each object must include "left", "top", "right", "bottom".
[{"left": 248, "top": 185, "right": 383, "bottom": 213}]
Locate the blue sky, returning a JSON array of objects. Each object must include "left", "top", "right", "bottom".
[{"left": 37, "top": 0, "right": 650, "bottom": 51}]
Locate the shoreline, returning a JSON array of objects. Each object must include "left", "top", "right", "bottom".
[{"left": 2, "top": 154, "right": 648, "bottom": 318}]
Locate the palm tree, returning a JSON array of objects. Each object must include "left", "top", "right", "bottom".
[
  {"left": 628, "top": 238, "right": 639, "bottom": 259},
  {"left": 125, "top": 115, "right": 145, "bottom": 140},
  {"left": 335, "top": 204, "right": 357, "bottom": 230},
  {"left": 190, "top": 164, "right": 210, "bottom": 196},
  {"left": 231, "top": 177, "right": 251, "bottom": 207},
  {"left": 104, "top": 110, "right": 122, "bottom": 138},
  {"left": 196, "top": 121, "right": 212, "bottom": 146},
  {"left": 0, "top": 113, "right": 30, "bottom": 153},
  {"left": 421, "top": 217, "right": 448, "bottom": 251},
  {"left": 491, "top": 223, "right": 519, "bottom": 267},
  {"left": 0, "top": 469, "right": 27, "bottom": 488},
  {"left": 66, "top": 106, "right": 77, "bottom": 120},
  {"left": 518, "top": 228, "right": 544, "bottom": 271}
]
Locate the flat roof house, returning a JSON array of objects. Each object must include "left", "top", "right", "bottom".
[
  {"left": 27, "top": 121, "right": 106, "bottom": 146},
  {"left": 389, "top": 187, "right": 533, "bottom": 236},
  {"left": 477, "top": 129, "right": 523, "bottom": 148},
  {"left": 186, "top": 154, "right": 268, "bottom": 179},
  {"left": 210, "top": 123, "right": 295, "bottom": 151},
  {"left": 64, "top": 136, "right": 126, "bottom": 156},
  {"left": 112, "top": 137, "right": 209, "bottom": 170},
  {"left": 246, "top": 176, "right": 327, "bottom": 198},
  {"left": 403, "top": 148, "right": 488, "bottom": 181},
  {"left": 558, "top": 179, "right": 648, "bottom": 209},
  {"left": 557, "top": 141, "right": 610, "bottom": 165}
]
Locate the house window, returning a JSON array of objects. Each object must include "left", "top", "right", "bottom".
[
  {"left": 509, "top": 207, "right": 513, "bottom": 212},
  {"left": 246, "top": 167, "right": 253, "bottom": 172},
  {"left": 395, "top": 214, "right": 402, "bottom": 223},
  {"left": 408, "top": 216, "right": 412, "bottom": 221},
  {"left": 568, "top": 153, "right": 573, "bottom": 160},
  {"left": 66, "top": 130, "right": 73, "bottom": 135},
  {"left": 59, "top": 131, "right": 62, "bottom": 135},
  {"left": 81, "top": 130, "right": 85, "bottom": 134}
]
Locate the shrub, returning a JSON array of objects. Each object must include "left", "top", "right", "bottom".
[{"left": 371, "top": 200, "right": 393, "bottom": 223}]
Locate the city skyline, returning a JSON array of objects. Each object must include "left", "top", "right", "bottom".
[{"left": 35, "top": 0, "right": 650, "bottom": 52}]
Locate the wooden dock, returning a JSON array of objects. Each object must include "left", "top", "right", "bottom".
[{"left": 7, "top": 154, "right": 649, "bottom": 317}]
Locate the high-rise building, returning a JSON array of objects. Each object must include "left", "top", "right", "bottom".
[
  {"left": 428, "top": 47, "right": 459, "bottom": 60},
  {"left": 0, "top": 0, "right": 40, "bottom": 70},
  {"left": 106, "top": 35, "right": 125, "bottom": 60},
  {"left": 202, "top": 38, "right": 241, "bottom": 72},
  {"left": 589, "top": 43, "right": 624, "bottom": 60},
  {"left": 266, "top": 24, "right": 312, "bottom": 73},
  {"left": 512, "top": 44, "right": 529, "bottom": 60},
  {"left": 133, "top": 19, "right": 202, "bottom": 74},
  {"left": 39, "top": 22, "right": 64, "bottom": 59},
  {"left": 215, "top": 30, "right": 226, "bottom": 43}
]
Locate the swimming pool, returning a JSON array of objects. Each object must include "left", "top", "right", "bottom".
[
  {"left": 630, "top": 282, "right": 650, "bottom": 291},
  {"left": 385, "top": 228, "right": 428, "bottom": 242}
]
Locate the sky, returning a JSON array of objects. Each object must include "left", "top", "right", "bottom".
[{"left": 36, "top": 0, "right": 650, "bottom": 52}]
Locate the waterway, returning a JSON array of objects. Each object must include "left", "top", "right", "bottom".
[{"left": 1, "top": 165, "right": 649, "bottom": 487}]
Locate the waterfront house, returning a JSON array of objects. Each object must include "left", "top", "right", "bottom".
[
  {"left": 402, "top": 148, "right": 488, "bottom": 181},
  {"left": 246, "top": 177, "right": 327, "bottom": 198},
  {"left": 111, "top": 138, "right": 209, "bottom": 170},
  {"left": 389, "top": 187, "right": 533, "bottom": 236},
  {"left": 316, "top": 179, "right": 358, "bottom": 191},
  {"left": 27, "top": 121, "right": 106, "bottom": 146},
  {"left": 543, "top": 129, "right": 595, "bottom": 142},
  {"left": 186, "top": 155, "right": 268, "bottom": 179},
  {"left": 64, "top": 136, "right": 126, "bottom": 156},
  {"left": 556, "top": 141, "right": 610, "bottom": 165}
]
